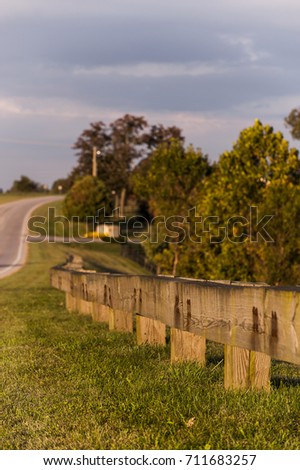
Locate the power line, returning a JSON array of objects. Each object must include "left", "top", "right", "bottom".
[{"left": 0, "top": 137, "right": 70, "bottom": 148}]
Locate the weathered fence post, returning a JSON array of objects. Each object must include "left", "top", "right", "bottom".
[
  {"left": 224, "top": 345, "right": 271, "bottom": 391},
  {"left": 91, "top": 304, "right": 111, "bottom": 325},
  {"left": 136, "top": 315, "right": 166, "bottom": 345},
  {"left": 109, "top": 308, "right": 133, "bottom": 333},
  {"left": 170, "top": 328, "right": 206, "bottom": 365},
  {"left": 50, "top": 263, "right": 300, "bottom": 392},
  {"left": 66, "top": 292, "right": 78, "bottom": 312}
]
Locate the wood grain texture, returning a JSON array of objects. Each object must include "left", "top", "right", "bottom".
[
  {"left": 109, "top": 308, "right": 133, "bottom": 333},
  {"left": 50, "top": 268, "right": 300, "bottom": 365},
  {"left": 91, "top": 304, "right": 111, "bottom": 324},
  {"left": 65, "top": 292, "right": 78, "bottom": 312},
  {"left": 136, "top": 315, "right": 166, "bottom": 345},
  {"left": 170, "top": 328, "right": 206, "bottom": 365},
  {"left": 249, "top": 350, "right": 271, "bottom": 391},
  {"left": 79, "top": 299, "right": 93, "bottom": 316},
  {"left": 224, "top": 345, "right": 271, "bottom": 390},
  {"left": 224, "top": 345, "right": 251, "bottom": 389}
]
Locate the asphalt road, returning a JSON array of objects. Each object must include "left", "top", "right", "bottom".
[{"left": 0, "top": 196, "right": 63, "bottom": 279}]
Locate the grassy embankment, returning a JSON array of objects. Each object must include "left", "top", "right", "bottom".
[
  {"left": 0, "top": 193, "right": 48, "bottom": 205},
  {"left": 1, "top": 201, "right": 299, "bottom": 450}
]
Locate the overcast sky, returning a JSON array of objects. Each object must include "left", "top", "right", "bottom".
[{"left": 1, "top": 0, "right": 300, "bottom": 191}]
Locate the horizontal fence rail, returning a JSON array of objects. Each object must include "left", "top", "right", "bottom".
[{"left": 50, "top": 259, "right": 300, "bottom": 391}]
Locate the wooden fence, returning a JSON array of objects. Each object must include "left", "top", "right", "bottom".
[{"left": 50, "top": 258, "right": 300, "bottom": 391}]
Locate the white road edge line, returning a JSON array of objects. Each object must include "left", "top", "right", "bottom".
[{"left": 0, "top": 197, "right": 62, "bottom": 279}]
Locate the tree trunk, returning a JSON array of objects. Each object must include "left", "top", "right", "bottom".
[
  {"left": 172, "top": 246, "right": 179, "bottom": 277},
  {"left": 120, "top": 187, "right": 126, "bottom": 218}
]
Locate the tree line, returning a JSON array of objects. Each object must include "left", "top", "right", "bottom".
[
  {"left": 64, "top": 110, "right": 300, "bottom": 285},
  {"left": 138, "top": 121, "right": 300, "bottom": 285}
]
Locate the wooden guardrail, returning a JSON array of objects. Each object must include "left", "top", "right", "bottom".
[{"left": 50, "top": 258, "right": 300, "bottom": 391}]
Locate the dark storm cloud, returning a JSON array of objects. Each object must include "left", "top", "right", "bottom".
[
  {"left": 1, "top": 0, "right": 300, "bottom": 191},
  {"left": 72, "top": 65, "right": 295, "bottom": 113},
  {"left": 1, "top": 12, "right": 297, "bottom": 114},
  {"left": 0, "top": 15, "right": 242, "bottom": 67}
]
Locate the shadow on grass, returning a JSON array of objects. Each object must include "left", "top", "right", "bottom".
[
  {"left": 271, "top": 376, "right": 300, "bottom": 388},
  {"left": 82, "top": 258, "right": 124, "bottom": 274}
]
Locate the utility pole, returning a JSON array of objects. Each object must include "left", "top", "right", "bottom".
[{"left": 92, "top": 146, "right": 101, "bottom": 177}]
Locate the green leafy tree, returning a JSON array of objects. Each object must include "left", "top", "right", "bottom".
[
  {"left": 131, "top": 124, "right": 185, "bottom": 216},
  {"left": 255, "top": 181, "right": 300, "bottom": 285},
  {"left": 10, "top": 175, "right": 44, "bottom": 193},
  {"left": 143, "top": 124, "right": 184, "bottom": 150},
  {"left": 132, "top": 139, "right": 211, "bottom": 275},
  {"left": 108, "top": 114, "right": 148, "bottom": 215},
  {"left": 189, "top": 120, "right": 300, "bottom": 283},
  {"left": 63, "top": 175, "right": 111, "bottom": 223},
  {"left": 72, "top": 121, "right": 110, "bottom": 178},
  {"left": 51, "top": 177, "right": 72, "bottom": 194},
  {"left": 71, "top": 115, "right": 148, "bottom": 215},
  {"left": 285, "top": 107, "right": 300, "bottom": 140},
  {"left": 70, "top": 117, "right": 187, "bottom": 220}
]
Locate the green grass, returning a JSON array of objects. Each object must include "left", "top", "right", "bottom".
[
  {"left": 0, "top": 192, "right": 46, "bottom": 205},
  {"left": 0, "top": 203, "right": 299, "bottom": 450},
  {"left": 27, "top": 199, "right": 148, "bottom": 274},
  {"left": 28, "top": 200, "right": 149, "bottom": 274},
  {"left": 29, "top": 200, "right": 88, "bottom": 238}
]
